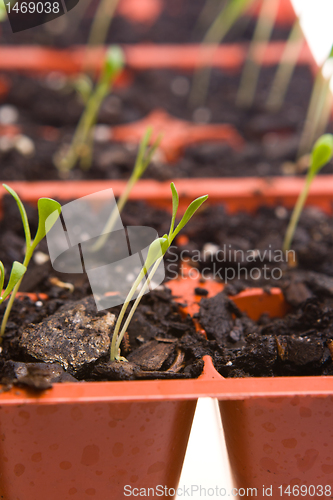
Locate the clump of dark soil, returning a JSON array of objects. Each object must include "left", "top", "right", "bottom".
[
  {"left": 3, "top": 193, "right": 333, "bottom": 386},
  {"left": 0, "top": 289, "right": 205, "bottom": 390},
  {"left": 182, "top": 204, "right": 333, "bottom": 289},
  {"left": 199, "top": 291, "right": 333, "bottom": 378}
]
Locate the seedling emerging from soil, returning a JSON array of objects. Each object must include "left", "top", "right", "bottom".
[
  {"left": 54, "top": 46, "right": 124, "bottom": 174},
  {"left": 91, "top": 126, "right": 162, "bottom": 252},
  {"left": 190, "top": 0, "right": 255, "bottom": 107},
  {"left": 0, "top": 261, "right": 26, "bottom": 305},
  {"left": 0, "top": 2, "right": 7, "bottom": 21},
  {"left": 71, "top": 74, "right": 94, "bottom": 105},
  {"left": 283, "top": 134, "right": 333, "bottom": 252},
  {"left": 298, "top": 45, "right": 333, "bottom": 158},
  {"left": 0, "top": 185, "right": 61, "bottom": 337},
  {"left": 110, "top": 183, "right": 208, "bottom": 361},
  {"left": 236, "top": 0, "right": 280, "bottom": 108},
  {"left": 265, "top": 18, "right": 303, "bottom": 112}
]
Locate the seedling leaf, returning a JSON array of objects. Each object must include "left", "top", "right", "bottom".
[
  {"left": 33, "top": 198, "right": 62, "bottom": 249},
  {"left": 283, "top": 133, "right": 333, "bottom": 252},
  {"left": 3, "top": 184, "right": 31, "bottom": 248},
  {"left": 172, "top": 195, "right": 208, "bottom": 240},
  {"left": 133, "top": 127, "right": 152, "bottom": 178},
  {"left": 0, "top": 261, "right": 4, "bottom": 294},
  {"left": 310, "top": 134, "right": 333, "bottom": 177},
  {"left": 169, "top": 182, "right": 179, "bottom": 237},
  {"left": 2, "top": 262, "right": 26, "bottom": 301},
  {"left": 144, "top": 235, "right": 169, "bottom": 271},
  {"left": 104, "top": 45, "right": 124, "bottom": 80}
]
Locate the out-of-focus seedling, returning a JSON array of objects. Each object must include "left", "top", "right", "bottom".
[
  {"left": 0, "top": 185, "right": 61, "bottom": 337},
  {"left": 54, "top": 46, "right": 124, "bottom": 175},
  {"left": 110, "top": 183, "right": 208, "bottom": 361},
  {"left": 0, "top": 1, "right": 7, "bottom": 21},
  {"left": 0, "top": 261, "right": 26, "bottom": 306},
  {"left": 190, "top": 0, "right": 255, "bottom": 107},
  {"left": 87, "top": 0, "right": 120, "bottom": 49},
  {"left": 71, "top": 74, "right": 94, "bottom": 105},
  {"left": 283, "top": 134, "right": 333, "bottom": 253},
  {"left": 236, "top": 0, "right": 280, "bottom": 108},
  {"left": 91, "top": 126, "right": 162, "bottom": 252},
  {"left": 298, "top": 45, "right": 333, "bottom": 159},
  {"left": 266, "top": 18, "right": 303, "bottom": 112}
]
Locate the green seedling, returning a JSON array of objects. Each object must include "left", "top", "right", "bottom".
[
  {"left": 54, "top": 46, "right": 124, "bottom": 174},
  {"left": 236, "top": 0, "right": 280, "bottom": 108},
  {"left": 283, "top": 134, "right": 333, "bottom": 253},
  {"left": 71, "top": 74, "right": 94, "bottom": 105},
  {"left": 266, "top": 18, "right": 303, "bottom": 112},
  {"left": 0, "top": 1, "right": 7, "bottom": 21},
  {"left": 110, "top": 183, "right": 208, "bottom": 362},
  {"left": 189, "top": 0, "right": 255, "bottom": 107},
  {"left": 82, "top": 0, "right": 120, "bottom": 75},
  {"left": 298, "top": 45, "right": 333, "bottom": 159},
  {"left": 193, "top": 0, "right": 225, "bottom": 35},
  {"left": 87, "top": 0, "right": 120, "bottom": 49},
  {"left": 91, "top": 126, "right": 162, "bottom": 252},
  {"left": 0, "top": 185, "right": 61, "bottom": 337},
  {"left": 0, "top": 261, "right": 26, "bottom": 305}
]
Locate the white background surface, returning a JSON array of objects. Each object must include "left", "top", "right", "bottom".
[{"left": 177, "top": 1, "right": 333, "bottom": 498}]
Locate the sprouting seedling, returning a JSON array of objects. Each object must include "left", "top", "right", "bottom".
[
  {"left": 0, "top": 261, "right": 26, "bottom": 305},
  {"left": 71, "top": 74, "right": 94, "bottom": 105},
  {"left": 0, "top": 185, "right": 61, "bottom": 337},
  {"left": 54, "top": 46, "right": 124, "bottom": 174},
  {"left": 82, "top": 0, "right": 120, "bottom": 76},
  {"left": 298, "top": 44, "right": 333, "bottom": 159},
  {"left": 189, "top": 0, "right": 255, "bottom": 108},
  {"left": 110, "top": 183, "right": 208, "bottom": 362},
  {"left": 87, "top": 0, "right": 120, "bottom": 50},
  {"left": 236, "top": 0, "right": 280, "bottom": 108},
  {"left": 91, "top": 126, "right": 162, "bottom": 252},
  {"left": 0, "top": 1, "right": 7, "bottom": 21},
  {"left": 283, "top": 134, "right": 333, "bottom": 253},
  {"left": 266, "top": 18, "right": 303, "bottom": 113}
]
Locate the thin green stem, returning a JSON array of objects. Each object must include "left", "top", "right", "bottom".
[
  {"left": 314, "top": 86, "right": 333, "bottom": 141},
  {"left": 79, "top": 128, "right": 95, "bottom": 171},
  {"left": 236, "top": 0, "right": 280, "bottom": 108},
  {"left": 0, "top": 246, "right": 32, "bottom": 338},
  {"left": 56, "top": 65, "right": 115, "bottom": 173},
  {"left": 189, "top": 0, "right": 254, "bottom": 107},
  {"left": 114, "top": 257, "right": 162, "bottom": 359},
  {"left": 306, "top": 78, "right": 331, "bottom": 150},
  {"left": 266, "top": 19, "right": 303, "bottom": 112},
  {"left": 193, "top": 0, "right": 224, "bottom": 35},
  {"left": 282, "top": 174, "right": 313, "bottom": 253},
  {"left": 0, "top": 262, "right": 4, "bottom": 297},
  {"left": 110, "top": 268, "right": 146, "bottom": 361},
  {"left": 91, "top": 128, "right": 160, "bottom": 252},
  {"left": 0, "top": 277, "right": 22, "bottom": 337},
  {"left": 91, "top": 178, "right": 135, "bottom": 252},
  {"left": 298, "top": 70, "right": 326, "bottom": 158},
  {"left": 87, "top": 0, "right": 120, "bottom": 49}
]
